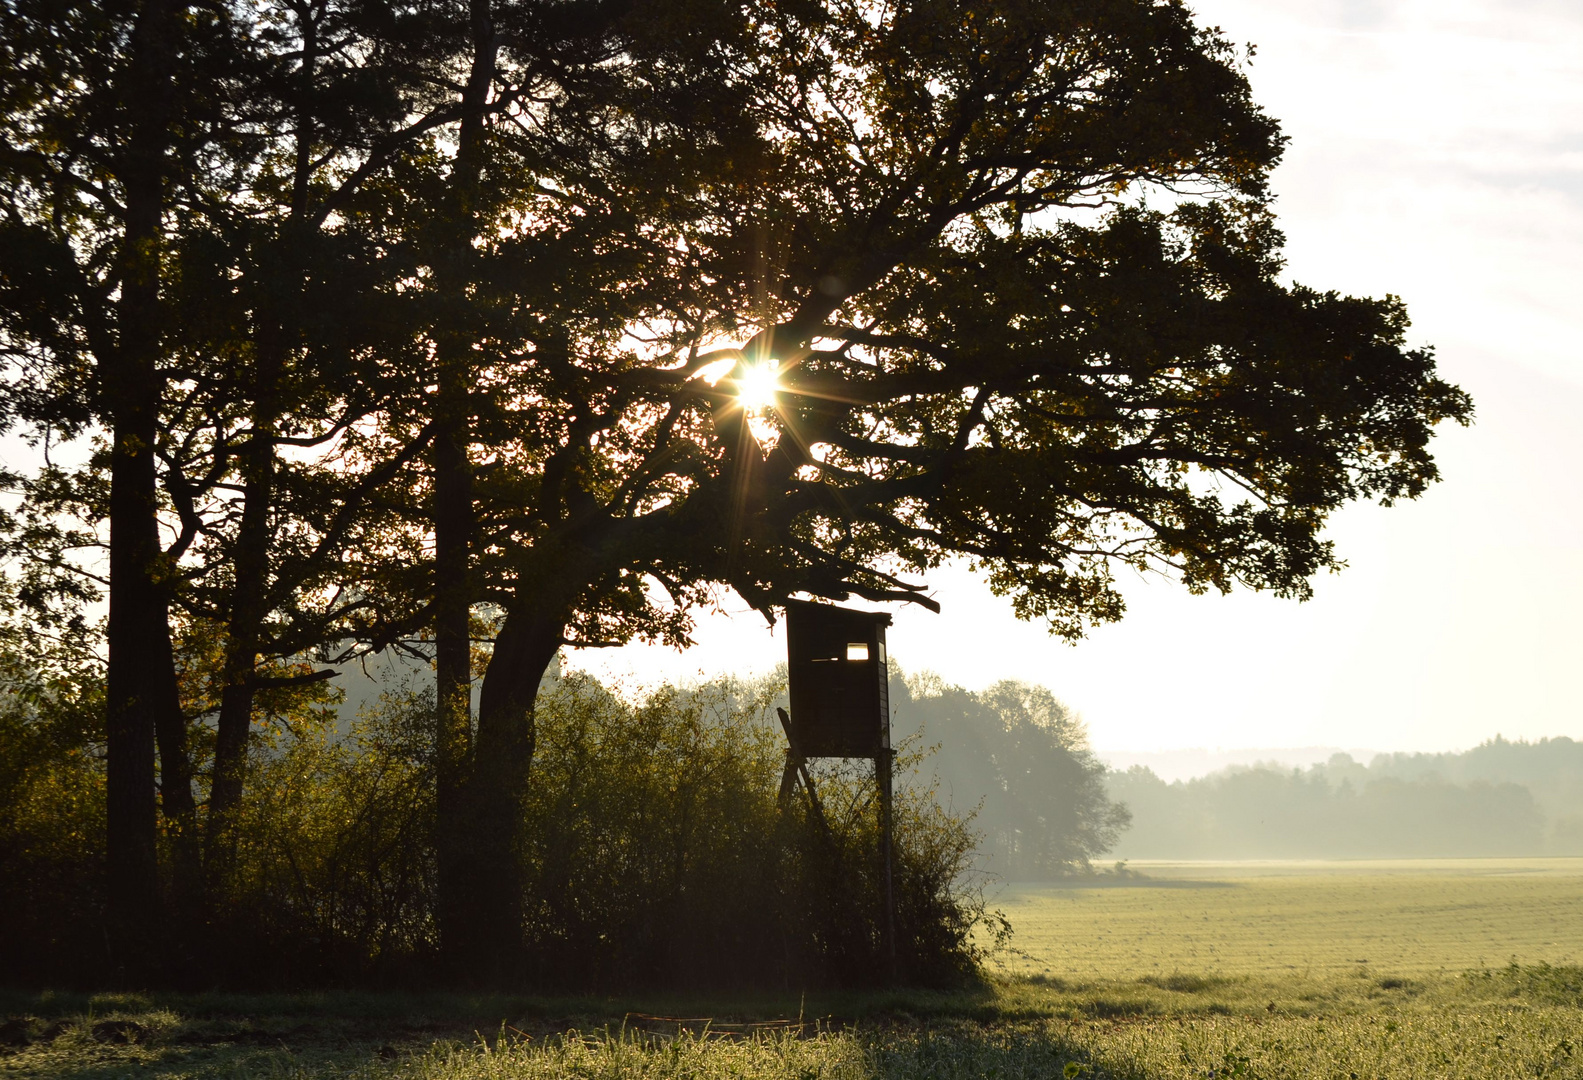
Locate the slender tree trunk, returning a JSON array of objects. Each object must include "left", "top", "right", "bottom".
[
  {"left": 207, "top": 6, "right": 318, "bottom": 917},
  {"left": 105, "top": 418, "right": 165, "bottom": 979},
  {"left": 206, "top": 405, "right": 275, "bottom": 859},
  {"left": 104, "top": 0, "right": 195, "bottom": 980},
  {"left": 433, "top": 398, "right": 473, "bottom": 963},
  {"left": 201, "top": 399, "right": 274, "bottom": 987},
  {"left": 433, "top": 0, "right": 496, "bottom": 975}
]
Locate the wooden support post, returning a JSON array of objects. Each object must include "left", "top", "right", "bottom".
[
  {"left": 777, "top": 708, "right": 830, "bottom": 833},
  {"left": 878, "top": 746, "right": 896, "bottom": 979},
  {"left": 779, "top": 602, "right": 896, "bottom": 982},
  {"left": 778, "top": 753, "right": 800, "bottom": 807}
]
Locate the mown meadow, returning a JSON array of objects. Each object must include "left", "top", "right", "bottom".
[{"left": 6, "top": 860, "right": 1582, "bottom": 1079}]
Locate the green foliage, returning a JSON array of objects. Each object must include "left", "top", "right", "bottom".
[
  {"left": 0, "top": 635, "right": 107, "bottom": 984},
  {"left": 209, "top": 688, "right": 438, "bottom": 985},
  {"left": 0, "top": 659, "right": 994, "bottom": 988},
  {"left": 516, "top": 677, "right": 782, "bottom": 987},
  {"left": 1463, "top": 962, "right": 1583, "bottom": 1007},
  {"left": 896, "top": 675, "right": 1130, "bottom": 879},
  {"left": 515, "top": 675, "right": 992, "bottom": 988}
]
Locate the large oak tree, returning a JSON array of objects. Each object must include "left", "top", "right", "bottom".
[{"left": 422, "top": 0, "right": 1470, "bottom": 955}]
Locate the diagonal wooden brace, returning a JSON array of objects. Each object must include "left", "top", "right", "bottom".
[{"left": 777, "top": 707, "right": 830, "bottom": 832}]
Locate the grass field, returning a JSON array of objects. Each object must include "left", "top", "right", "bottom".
[
  {"left": 5, "top": 860, "right": 1583, "bottom": 1079},
  {"left": 985, "top": 857, "right": 1583, "bottom": 979}
]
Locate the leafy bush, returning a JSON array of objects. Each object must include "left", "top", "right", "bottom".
[
  {"left": 0, "top": 643, "right": 108, "bottom": 985},
  {"left": 1, "top": 651, "right": 997, "bottom": 989},
  {"left": 207, "top": 688, "right": 438, "bottom": 986},
  {"left": 1464, "top": 962, "right": 1583, "bottom": 1007},
  {"left": 515, "top": 674, "right": 994, "bottom": 989}
]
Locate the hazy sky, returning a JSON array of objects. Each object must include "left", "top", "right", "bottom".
[{"left": 573, "top": 0, "right": 1583, "bottom": 754}]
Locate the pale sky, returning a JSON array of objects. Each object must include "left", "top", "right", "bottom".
[{"left": 572, "top": 0, "right": 1583, "bottom": 754}]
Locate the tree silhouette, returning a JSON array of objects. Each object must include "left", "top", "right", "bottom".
[
  {"left": 420, "top": 0, "right": 1469, "bottom": 954},
  {"left": 0, "top": 0, "right": 1471, "bottom": 979}
]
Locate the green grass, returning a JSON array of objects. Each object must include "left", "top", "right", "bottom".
[
  {"left": 5, "top": 860, "right": 1583, "bottom": 1078},
  {"left": 984, "top": 857, "right": 1583, "bottom": 979},
  {"left": 3, "top": 992, "right": 1582, "bottom": 1080}
]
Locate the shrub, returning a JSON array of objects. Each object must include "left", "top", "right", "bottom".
[
  {"left": 515, "top": 674, "right": 993, "bottom": 989},
  {"left": 0, "top": 644, "right": 108, "bottom": 985},
  {"left": 207, "top": 688, "right": 438, "bottom": 986},
  {"left": 8, "top": 665, "right": 996, "bottom": 990}
]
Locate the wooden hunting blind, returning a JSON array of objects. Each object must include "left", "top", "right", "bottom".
[
  {"left": 783, "top": 600, "right": 892, "bottom": 758},
  {"left": 777, "top": 599, "right": 898, "bottom": 976}
]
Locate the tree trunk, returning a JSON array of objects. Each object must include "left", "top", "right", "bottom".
[
  {"left": 104, "top": 0, "right": 194, "bottom": 981},
  {"left": 432, "top": 0, "right": 496, "bottom": 975},
  {"left": 459, "top": 607, "right": 563, "bottom": 982},
  {"left": 433, "top": 403, "right": 474, "bottom": 966},
  {"left": 206, "top": 4, "right": 319, "bottom": 905},
  {"left": 105, "top": 422, "right": 165, "bottom": 978},
  {"left": 206, "top": 410, "right": 274, "bottom": 868}
]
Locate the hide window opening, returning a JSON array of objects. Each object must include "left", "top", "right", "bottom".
[{"left": 846, "top": 642, "right": 868, "bottom": 661}]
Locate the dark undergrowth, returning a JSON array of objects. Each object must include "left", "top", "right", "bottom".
[{"left": 1, "top": 672, "right": 1001, "bottom": 992}]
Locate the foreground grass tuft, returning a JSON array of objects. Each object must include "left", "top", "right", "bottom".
[{"left": 3, "top": 969, "right": 1583, "bottom": 1080}]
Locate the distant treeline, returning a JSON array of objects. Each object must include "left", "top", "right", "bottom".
[
  {"left": 1107, "top": 737, "right": 1583, "bottom": 859},
  {"left": 890, "top": 674, "right": 1130, "bottom": 880},
  {"left": 866, "top": 681, "right": 1583, "bottom": 867}
]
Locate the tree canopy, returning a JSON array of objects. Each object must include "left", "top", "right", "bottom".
[{"left": 0, "top": 0, "right": 1470, "bottom": 982}]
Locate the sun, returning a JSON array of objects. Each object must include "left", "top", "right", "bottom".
[{"left": 736, "top": 361, "right": 780, "bottom": 413}]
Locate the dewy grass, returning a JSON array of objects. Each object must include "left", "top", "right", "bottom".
[
  {"left": 6, "top": 861, "right": 1583, "bottom": 1078},
  {"left": 3, "top": 997, "right": 1582, "bottom": 1080},
  {"left": 981, "top": 858, "right": 1583, "bottom": 980}
]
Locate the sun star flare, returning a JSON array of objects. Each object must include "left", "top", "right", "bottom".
[{"left": 736, "top": 361, "right": 780, "bottom": 414}]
